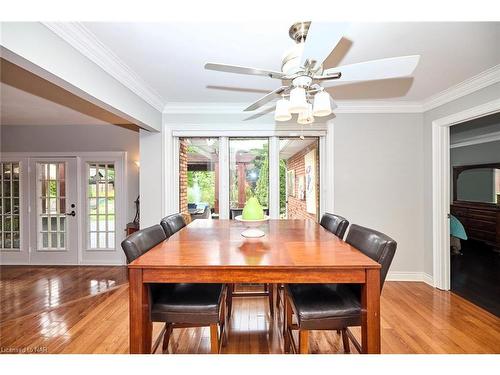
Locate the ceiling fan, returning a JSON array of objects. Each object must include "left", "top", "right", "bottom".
[{"left": 204, "top": 22, "right": 420, "bottom": 124}]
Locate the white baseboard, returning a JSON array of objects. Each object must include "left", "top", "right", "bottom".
[{"left": 387, "top": 271, "right": 434, "bottom": 287}]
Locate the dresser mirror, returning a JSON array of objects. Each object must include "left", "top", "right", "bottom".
[{"left": 453, "top": 163, "right": 500, "bottom": 205}]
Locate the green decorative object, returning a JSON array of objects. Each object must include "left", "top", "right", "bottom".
[
  {"left": 236, "top": 197, "right": 269, "bottom": 238},
  {"left": 242, "top": 197, "right": 264, "bottom": 220}
]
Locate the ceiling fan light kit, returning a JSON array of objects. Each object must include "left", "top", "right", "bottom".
[
  {"left": 313, "top": 90, "right": 332, "bottom": 117},
  {"left": 205, "top": 21, "right": 420, "bottom": 126},
  {"left": 297, "top": 103, "right": 314, "bottom": 125},
  {"left": 289, "top": 86, "right": 308, "bottom": 114},
  {"left": 275, "top": 97, "right": 292, "bottom": 121}
]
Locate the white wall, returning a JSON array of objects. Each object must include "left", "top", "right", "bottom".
[
  {"left": 139, "top": 128, "right": 164, "bottom": 228},
  {"left": 422, "top": 82, "right": 500, "bottom": 277},
  {"left": 1, "top": 124, "right": 140, "bottom": 222},
  {"left": 332, "top": 113, "right": 425, "bottom": 275}
]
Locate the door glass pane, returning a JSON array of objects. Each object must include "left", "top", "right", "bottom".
[
  {"left": 1, "top": 162, "right": 21, "bottom": 251},
  {"left": 37, "top": 162, "right": 67, "bottom": 250},
  {"left": 279, "top": 138, "right": 320, "bottom": 220},
  {"left": 87, "top": 163, "right": 115, "bottom": 250},
  {"left": 229, "top": 139, "right": 269, "bottom": 219},
  {"left": 179, "top": 138, "right": 219, "bottom": 220}
]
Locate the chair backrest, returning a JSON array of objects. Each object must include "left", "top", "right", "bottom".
[
  {"left": 160, "top": 213, "right": 187, "bottom": 237},
  {"left": 320, "top": 213, "right": 349, "bottom": 239},
  {"left": 188, "top": 203, "right": 197, "bottom": 209},
  {"left": 230, "top": 208, "right": 243, "bottom": 219},
  {"left": 201, "top": 206, "right": 211, "bottom": 219},
  {"left": 345, "top": 224, "right": 397, "bottom": 289},
  {"left": 121, "top": 224, "right": 166, "bottom": 264}
]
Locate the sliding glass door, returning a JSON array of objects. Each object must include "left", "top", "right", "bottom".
[
  {"left": 178, "top": 136, "right": 319, "bottom": 222},
  {"left": 178, "top": 138, "right": 219, "bottom": 220},
  {"left": 229, "top": 138, "right": 269, "bottom": 219},
  {"left": 279, "top": 138, "right": 320, "bottom": 220}
]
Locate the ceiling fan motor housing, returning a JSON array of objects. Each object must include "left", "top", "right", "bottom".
[{"left": 292, "top": 75, "right": 312, "bottom": 88}]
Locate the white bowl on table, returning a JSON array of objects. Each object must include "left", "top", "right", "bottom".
[{"left": 234, "top": 215, "right": 270, "bottom": 238}]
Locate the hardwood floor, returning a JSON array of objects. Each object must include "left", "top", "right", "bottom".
[
  {"left": 451, "top": 239, "right": 500, "bottom": 316},
  {"left": 0, "top": 266, "right": 499, "bottom": 354}
]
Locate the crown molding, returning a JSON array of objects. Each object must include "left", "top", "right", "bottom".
[
  {"left": 333, "top": 100, "right": 423, "bottom": 113},
  {"left": 422, "top": 64, "right": 500, "bottom": 112},
  {"left": 42, "top": 22, "right": 166, "bottom": 112},
  {"left": 163, "top": 100, "right": 424, "bottom": 114},
  {"left": 450, "top": 130, "right": 500, "bottom": 149}
]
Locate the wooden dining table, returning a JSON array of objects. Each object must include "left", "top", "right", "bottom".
[{"left": 128, "top": 219, "right": 382, "bottom": 354}]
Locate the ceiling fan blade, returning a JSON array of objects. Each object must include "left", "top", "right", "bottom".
[
  {"left": 205, "top": 63, "right": 286, "bottom": 79},
  {"left": 323, "top": 55, "right": 421, "bottom": 83},
  {"left": 300, "top": 22, "right": 349, "bottom": 68},
  {"left": 244, "top": 86, "right": 287, "bottom": 112}
]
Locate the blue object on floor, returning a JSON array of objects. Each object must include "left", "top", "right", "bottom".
[{"left": 450, "top": 214, "right": 467, "bottom": 240}]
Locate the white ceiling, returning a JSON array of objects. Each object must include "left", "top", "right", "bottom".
[
  {"left": 83, "top": 22, "right": 500, "bottom": 104},
  {"left": 280, "top": 138, "right": 316, "bottom": 160},
  {"left": 1, "top": 22, "right": 499, "bottom": 127}
]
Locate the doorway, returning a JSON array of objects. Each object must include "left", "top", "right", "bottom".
[
  {"left": 279, "top": 137, "right": 320, "bottom": 220},
  {"left": 0, "top": 152, "right": 126, "bottom": 265},
  {"left": 432, "top": 98, "right": 500, "bottom": 291},
  {"left": 177, "top": 136, "right": 323, "bottom": 222},
  {"left": 29, "top": 158, "right": 78, "bottom": 264},
  {"left": 449, "top": 114, "right": 500, "bottom": 316}
]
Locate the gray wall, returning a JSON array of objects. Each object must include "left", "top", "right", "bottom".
[
  {"left": 422, "top": 82, "right": 500, "bottom": 277},
  {"left": 1, "top": 124, "right": 140, "bottom": 223},
  {"left": 333, "top": 113, "right": 425, "bottom": 274},
  {"left": 138, "top": 81, "right": 500, "bottom": 280}
]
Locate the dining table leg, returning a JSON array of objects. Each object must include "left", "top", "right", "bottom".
[
  {"left": 361, "top": 268, "right": 381, "bottom": 354},
  {"left": 129, "top": 268, "right": 152, "bottom": 354}
]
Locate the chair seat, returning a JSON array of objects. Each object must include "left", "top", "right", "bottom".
[
  {"left": 286, "top": 284, "right": 362, "bottom": 330},
  {"left": 150, "top": 283, "right": 224, "bottom": 324}
]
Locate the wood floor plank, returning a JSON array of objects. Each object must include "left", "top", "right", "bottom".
[{"left": 0, "top": 266, "right": 499, "bottom": 354}]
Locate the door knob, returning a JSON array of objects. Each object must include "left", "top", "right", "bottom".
[{"left": 66, "top": 210, "right": 76, "bottom": 217}]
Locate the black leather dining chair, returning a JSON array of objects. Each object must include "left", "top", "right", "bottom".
[
  {"left": 320, "top": 213, "right": 350, "bottom": 239},
  {"left": 121, "top": 224, "right": 227, "bottom": 354},
  {"left": 283, "top": 224, "right": 397, "bottom": 354},
  {"left": 276, "top": 213, "right": 350, "bottom": 324},
  {"left": 160, "top": 213, "right": 187, "bottom": 238}
]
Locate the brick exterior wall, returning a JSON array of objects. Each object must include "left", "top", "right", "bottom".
[
  {"left": 178, "top": 139, "right": 190, "bottom": 222},
  {"left": 286, "top": 142, "right": 319, "bottom": 222}
]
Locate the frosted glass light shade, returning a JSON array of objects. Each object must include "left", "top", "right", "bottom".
[
  {"left": 289, "top": 87, "right": 308, "bottom": 114},
  {"left": 297, "top": 104, "right": 314, "bottom": 125},
  {"left": 274, "top": 98, "right": 292, "bottom": 121},
  {"left": 313, "top": 90, "right": 332, "bottom": 117}
]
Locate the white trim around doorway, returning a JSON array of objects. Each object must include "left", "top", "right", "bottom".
[{"left": 431, "top": 98, "right": 500, "bottom": 290}]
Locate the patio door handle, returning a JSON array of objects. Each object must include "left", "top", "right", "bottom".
[{"left": 66, "top": 210, "right": 76, "bottom": 217}]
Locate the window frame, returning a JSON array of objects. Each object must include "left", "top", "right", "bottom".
[
  {"left": 0, "top": 161, "right": 22, "bottom": 251},
  {"left": 86, "top": 162, "right": 117, "bottom": 251}
]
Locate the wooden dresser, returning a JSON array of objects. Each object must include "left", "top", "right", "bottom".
[{"left": 451, "top": 202, "right": 500, "bottom": 250}]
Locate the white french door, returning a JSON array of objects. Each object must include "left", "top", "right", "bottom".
[
  {"left": 0, "top": 152, "right": 127, "bottom": 266},
  {"left": 80, "top": 156, "right": 125, "bottom": 264},
  {"left": 29, "top": 158, "right": 79, "bottom": 264}
]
